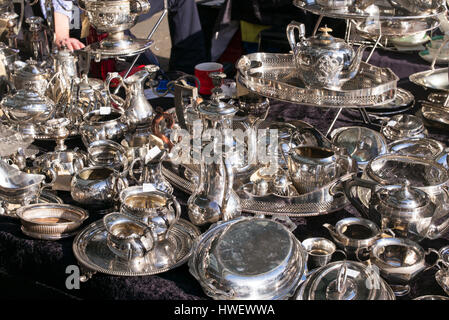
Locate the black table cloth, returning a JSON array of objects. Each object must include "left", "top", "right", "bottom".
[{"left": 1, "top": 48, "right": 448, "bottom": 300}]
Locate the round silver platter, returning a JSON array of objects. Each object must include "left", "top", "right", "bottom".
[
  {"left": 364, "top": 88, "right": 414, "bottom": 115},
  {"left": 72, "top": 218, "right": 200, "bottom": 277}
]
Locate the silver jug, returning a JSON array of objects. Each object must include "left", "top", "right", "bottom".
[{"left": 105, "top": 65, "right": 159, "bottom": 126}]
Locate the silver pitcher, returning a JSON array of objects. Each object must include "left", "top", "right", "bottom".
[{"left": 105, "top": 65, "right": 159, "bottom": 126}]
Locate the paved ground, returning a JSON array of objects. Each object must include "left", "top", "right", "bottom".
[{"left": 130, "top": 10, "right": 171, "bottom": 70}]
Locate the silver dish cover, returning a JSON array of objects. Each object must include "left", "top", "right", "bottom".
[
  {"left": 296, "top": 260, "right": 395, "bottom": 300},
  {"left": 189, "top": 217, "right": 307, "bottom": 300}
]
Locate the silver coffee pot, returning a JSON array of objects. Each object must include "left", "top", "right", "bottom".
[{"left": 187, "top": 85, "right": 242, "bottom": 226}]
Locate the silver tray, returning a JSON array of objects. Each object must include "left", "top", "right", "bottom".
[
  {"left": 409, "top": 67, "right": 449, "bottom": 92},
  {"left": 236, "top": 53, "right": 398, "bottom": 108},
  {"left": 72, "top": 218, "right": 200, "bottom": 278},
  {"left": 162, "top": 162, "right": 356, "bottom": 217},
  {"left": 365, "top": 87, "right": 414, "bottom": 112},
  {"left": 421, "top": 102, "right": 449, "bottom": 126},
  {"left": 293, "top": 0, "right": 445, "bottom": 29}
]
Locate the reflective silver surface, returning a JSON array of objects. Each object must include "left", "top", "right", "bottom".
[
  {"left": 296, "top": 260, "right": 395, "bottom": 300},
  {"left": 331, "top": 126, "right": 388, "bottom": 168},
  {"left": 71, "top": 166, "right": 127, "bottom": 209},
  {"left": 73, "top": 218, "right": 200, "bottom": 277},
  {"left": 80, "top": 109, "right": 130, "bottom": 147},
  {"left": 0, "top": 159, "right": 47, "bottom": 204},
  {"left": 189, "top": 217, "right": 307, "bottom": 300},
  {"left": 237, "top": 53, "right": 398, "bottom": 108},
  {"left": 286, "top": 22, "right": 365, "bottom": 90},
  {"left": 16, "top": 203, "right": 88, "bottom": 239},
  {"left": 370, "top": 237, "right": 438, "bottom": 285},
  {"left": 388, "top": 137, "right": 445, "bottom": 160}
]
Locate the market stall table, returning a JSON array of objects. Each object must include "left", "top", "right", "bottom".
[{"left": 0, "top": 49, "right": 448, "bottom": 300}]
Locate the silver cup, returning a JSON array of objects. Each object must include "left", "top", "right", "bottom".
[{"left": 302, "top": 237, "right": 345, "bottom": 271}]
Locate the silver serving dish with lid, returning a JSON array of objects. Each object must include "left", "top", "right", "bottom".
[
  {"left": 331, "top": 126, "right": 388, "bottom": 169},
  {"left": 295, "top": 260, "right": 395, "bottom": 300},
  {"left": 189, "top": 217, "right": 307, "bottom": 300}
]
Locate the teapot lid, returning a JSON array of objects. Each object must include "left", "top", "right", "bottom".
[
  {"left": 15, "top": 59, "right": 47, "bottom": 77},
  {"left": 379, "top": 181, "right": 430, "bottom": 210},
  {"left": 309, "top": 26, "right": 350, "bottom": 50},
  {"left": 198, "top": 99, "right": 238, "bottom": 118}
]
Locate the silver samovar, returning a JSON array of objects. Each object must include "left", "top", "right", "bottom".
[
  {"left": 187, "top": 75, "right": 242, "bottom": 226},
  {"left": 77, "top": 0, "right": 153, "bottom": 59}
]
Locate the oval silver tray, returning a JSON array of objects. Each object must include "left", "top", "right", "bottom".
[
  {"left": 409, "top": 67, "right": 449, "bottom": 92},
  {"left": 293, "top": 0, "right": 445, "bottom": 25},
  {"left": 236, "top": 53, "right": 398, "bottom": 108},
  {"left": 162, "top": 161, "right": 356, "bottom": 217},
  {"left": 72, "top": 218, "right": 200, "bottom": 278}
]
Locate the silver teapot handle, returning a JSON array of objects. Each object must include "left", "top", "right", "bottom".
[
  {"left": 129, "top": 157, "right": 144, "bottom": 184},
  {"left": 286, "top": 21, "right": 305, "bottom": 54},
  {"left": 105, "top": 72, "right": 127, "bottom": 108},
  {"left": 166, "top": 195, "right": 181, "bottom": 233}
]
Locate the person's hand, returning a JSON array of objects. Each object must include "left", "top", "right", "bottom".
[
  {"left": 53, "top": 12, "right": 85, "bottom": 51},
  {"left": 55, "top": 36, "right": 85, "bottom": 51}
]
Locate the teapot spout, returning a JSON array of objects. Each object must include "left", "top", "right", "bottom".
[{"left": 346, "top": 45, "right": 367, "bottom": 79}]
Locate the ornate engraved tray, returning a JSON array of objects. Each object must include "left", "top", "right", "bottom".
[
  {"left": 162, "top": 161, "right": 356, "bottom": 217},
  {"left": 236, "top": 53, "right": 398, "bottom": 108},
  {"left": 72, "top": 218, "right": 200, "bottom": 278}
]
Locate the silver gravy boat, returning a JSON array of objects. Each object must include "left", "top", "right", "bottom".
[{"left": 0, "top": 159, "right": 53, "bottom": 204}]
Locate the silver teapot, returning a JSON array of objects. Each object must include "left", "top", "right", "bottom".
[
  {"left": 286, "top": 22, "right": 366, "bottom": 90},
  {"left": 345, "top": 178, "right": 449, "bottom": 241},
  {"left": 12, "top": 60, "right": 50, "bottom": 95}
]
